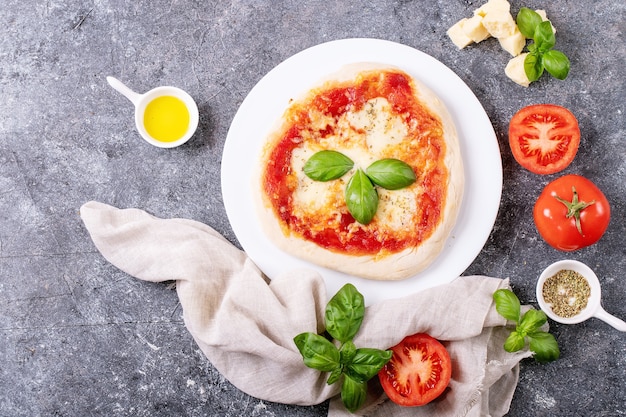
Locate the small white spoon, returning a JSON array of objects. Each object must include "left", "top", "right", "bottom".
[
  {"left": 537, "top": 259, "right": 626, "bottom": 331},
  {"left": 106, "top": 76, "right": 199, "bottom": 148}
]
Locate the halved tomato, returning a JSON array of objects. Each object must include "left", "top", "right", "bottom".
[
  {"left": 508, "top": 104, "right": 580, "bottom": 175},
  {"left": 378, "top": 333, "right": 452, "bottom": 407}
]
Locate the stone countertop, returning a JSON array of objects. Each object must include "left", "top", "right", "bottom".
[{"left": 1, "top": 1, "right": 624, "bottom": 416}]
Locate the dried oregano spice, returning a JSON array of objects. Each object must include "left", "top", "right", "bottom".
[{"left": 542, "top": 269, "right": 591, "bottom": 318}]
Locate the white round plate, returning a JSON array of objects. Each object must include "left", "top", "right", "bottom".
[{"left": 221, "top": 38, "right": 502, "bottom": 305}]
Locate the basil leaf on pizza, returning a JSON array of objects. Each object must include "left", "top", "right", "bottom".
[
  {"left": 365, "top": 158, "right": 416, "bottom": 190},
  {"left": 255, "top": 65, "right": 464, "bottom": 280},
  {"left": 345, "top": 169, "right": 379, "bottom": 225},
  {"left": 303, "top": 150, "right": 354, "bottom": 181}
]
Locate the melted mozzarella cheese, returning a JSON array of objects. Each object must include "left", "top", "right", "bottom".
[
  {"left": 377, "top": 187, "right": 417, "bottom": 230},
  {"left": 346, "top": 98, "right": 408, "bottom": 154},
  {"left": 291, "top": 145, "right": 337, "bottom": 213}
]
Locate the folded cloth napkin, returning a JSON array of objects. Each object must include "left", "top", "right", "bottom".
[{"left": 80, "top": 201, "right": 532, "bottom": 417}]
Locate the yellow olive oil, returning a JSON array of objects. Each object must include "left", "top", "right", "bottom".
[{"left": 143, "top": 95, "right": 190, "bottom": 142}]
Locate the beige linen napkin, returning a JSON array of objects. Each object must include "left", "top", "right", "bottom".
[{"left": 80, "top": 201, "right": 531, "bottom": 416}]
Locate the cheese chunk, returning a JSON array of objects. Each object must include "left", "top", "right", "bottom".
[
  {"left": 474, "top": 0, "right": 510, "bottom": 17},
  {"left": 447, "top": 18, "right": 473, "bottom": 49},
  {"left": 462, "top": 14, "right": 490, "bottom": 43},
  {"left": 498, "top": 27, "right": 526, "bottom": 56},
  {"left": 482, "top": 9, "right": 517, "bottom": 38},
  {"left": 505, "top": 53, "right": 531, "bottom": 87}
]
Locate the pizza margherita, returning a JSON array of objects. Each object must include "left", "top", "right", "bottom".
[{"left": 253, "top": 64, "right": 464, "bottom": 280}]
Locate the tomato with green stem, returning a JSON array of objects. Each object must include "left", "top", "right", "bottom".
[{"left": 533, "top": 175, "right": 610, "bottom": 251}]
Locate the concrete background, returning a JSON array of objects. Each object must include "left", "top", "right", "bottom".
[{"left": 1, "top": 0, "right": 624, "bottom": 416}]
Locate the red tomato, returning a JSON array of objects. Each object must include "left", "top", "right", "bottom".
[
  {"left": 533, "top": 175, "right": 611, "bottom": 251},
  {"left": 378, "top": 333, "right": 451, "bottom": 407},
  {"left": 509, "top": 104, "right": 580, "bottom": 175}
]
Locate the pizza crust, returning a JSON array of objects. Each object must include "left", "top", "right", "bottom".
[{"left": 252, "top": 63, "right": 464, "bottom": 281}]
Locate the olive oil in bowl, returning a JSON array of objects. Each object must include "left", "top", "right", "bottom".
[
  {"left": 143, "top": 95, "right": 190, "bottom": 143},
  {"left": 106, "top": 76, "right": 199, "bottom": 148}
]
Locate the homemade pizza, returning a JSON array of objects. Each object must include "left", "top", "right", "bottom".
[{"left": 253, "top": 64, "right": 464, "bottom": 280}]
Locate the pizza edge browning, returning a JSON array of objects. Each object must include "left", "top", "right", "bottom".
[{"left": 252, "top": 63, "right": 464, "bottom": 281}]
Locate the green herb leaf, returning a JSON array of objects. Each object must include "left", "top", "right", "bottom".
[
  {"left": 527, "top": 331, "right": 560, "bottom": 362},
  {"left": 303, "top": 150, "right": 354, "bottom": 181},
  {"left": 503, "top": 330, "right": 526, "bottom": 352},
  {"left": 543, "top": 49, "right": 570, "bottom": 80},
  {"left": 345, "top": 348, "right": 392, "bottom": 382},
  {"left": 345, "top": 169, "right": 378, "bottom": 225},
  {"left": 493, "top": 288, "right": 560, "bottom": 363},
  {"left": 365, "top": 158, "right": 416, "bottom": 190},
  {"left": 326, "top": 366, "right": 343, "bottom": 385},
  {"left": 295, "top": 284, "right": 389, "bottom": 412},
  {"left": 534, "top": 21, "right": 556, "bottom": 52},
  {"left": 340, "top": 340, "right": 357, "bottom": 364},
  {"left": 517, "top": 309, "right": 548, "bottom": 336},
  {"left": 294, "top": 332, "right": 340, "bottom": 372},
  {"left": 493, "top": 289, "right": 521, "bottom": 323},
  {"left": 325, "top": 284, "right": 365, "bottom": 343},
  {"left": 341, "top": 374, "right": 368, "bottom": 413},
  {"left": 524, "top": 52, "right": 544, "bottom": 82},
  {"left": 516, "top": 7, "right": 543, "bottom": 38},
  {"left": 517, "top": 8, "right": 570, "bottom": 84}
]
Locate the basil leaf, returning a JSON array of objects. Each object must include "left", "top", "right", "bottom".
[
  {"left": 326, "top": 366, "right": 343, "bottom": 385},
  {"left": 303, "top": 150, "right": 354, "bottom": 181},
  {"left": 365, "top": 158, "right": 416, "bottom": 190},
  {"left": 341, "top": 374, "right": 368, "bottom": 413},
  {"left": 524, "top": 52, "right": 544, "bottom": 82},
  {"left": 503, "top": 330, "right": 526, "bottom": 352},
  {"left": 493, "top": 289, "right": 521, "bottom": 323},
  {"left": 345, "top": 348, "right": 392, "bottom": 382},
  {"left": 345, "top": 169, "right": 378, "bottom": 225},
  {"left": 516, "top": 7, "right": 543, "bottom": 39},
  {"left": 340, "top": 340, "right": 357, "bottom": 364},
  {"left": 543, "top": 49, "right": 570, "bottom": 80},
  {"left": 528, "top": 331, "right": 560, "bottom": 362},
  {"left": 294, "top": 332, "right": 340, "bottom": 372},
  {"left": 325, "top": 284, "right": 365, "bottom": 343},
  {"left": 517, "top": 309, "right": 547, "bottom": 336},
  {"left": 534, "top": 21, "right": 556, "bottom": 52}
]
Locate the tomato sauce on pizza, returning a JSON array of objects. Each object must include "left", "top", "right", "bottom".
[{"left": 261, "top": 69, "right": 449, "bottom": 257}]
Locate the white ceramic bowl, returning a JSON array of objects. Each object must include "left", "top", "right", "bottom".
[
  {"left": 537, "top": 259, "right": 626, "bottom": 331},
  {"left": 107, "top": 76, "right": 199, "bottom": 148}
]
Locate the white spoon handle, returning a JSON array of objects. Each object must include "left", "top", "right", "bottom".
[
  {"left": 106, "top": 76, "right": 141, "bottom": 105},
  {"left": 594, "top": 306, "right": 626, "bottom": 332}
]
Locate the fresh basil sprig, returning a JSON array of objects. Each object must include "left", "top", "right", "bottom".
[
  {"left": 493, "top": 289, "right": 560, "bottom": 363},
  {"left": 303, "top": 150, "right": 416, "bottom": 225},
  {"left": 516, "top": 7, "right": 570, "bottom": 82},
  {"left": 294, "top": 284, "right": 392, "bottom": 413}
]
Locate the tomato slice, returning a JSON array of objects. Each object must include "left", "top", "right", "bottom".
[
  {"left": 378, "top": 333, "right": 452, "bottom": 407},
  {"left": 508, "top": 104, "right": 580, "bottom": 175}
]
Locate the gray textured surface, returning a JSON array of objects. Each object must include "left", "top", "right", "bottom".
[{"left": 1, "top": 1, "right": 624, "bottom": 416}]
